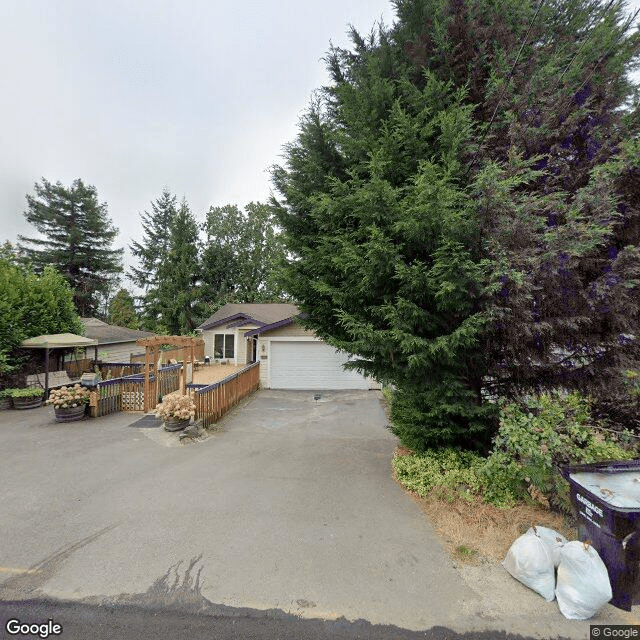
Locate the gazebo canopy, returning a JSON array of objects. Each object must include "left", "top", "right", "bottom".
[{"left": 21, "top": 333, "right": 98, "bottom": 349}]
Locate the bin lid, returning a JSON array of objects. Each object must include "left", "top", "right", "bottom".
[{"left": 570, "top": 471, "right": 640, "bottom": 508}]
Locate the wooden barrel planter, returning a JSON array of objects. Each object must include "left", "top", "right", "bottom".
[
  {"left": 12, "top": 395, "right": 43, "bottom": 410},
  {"left": 0, "top": 397, "right": 12, "bottom": 410},
  {"left": 54, "top": 404, "right": 87, "bottom": 423},
  {"left": 164, "top": 417, "right": 190, "bottom": 432}
]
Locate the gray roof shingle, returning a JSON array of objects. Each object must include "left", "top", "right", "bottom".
[
  {"left": 196, "top": 303, "right": 300, "bottom": 331},
  {"left": 81, "top": 318, "right": 155, "bottom": 345}
]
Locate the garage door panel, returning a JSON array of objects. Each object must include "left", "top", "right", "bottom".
[{"left": 270, "top": 341, "right": 369, "bottom": 390}]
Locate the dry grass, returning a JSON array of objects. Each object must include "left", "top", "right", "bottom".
[{"left": 392, "top": 447, "right": 576, "bottom": 565}]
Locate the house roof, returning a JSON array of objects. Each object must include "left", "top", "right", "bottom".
[
  {"left": 81, "top": 318, "right": 155, "bottom": 345},
  {"left": 244, "top": 316, "right": 299, "bottom": 337},
  {"left": 196, "top": 303, "right": 300, "bottom": 331}
]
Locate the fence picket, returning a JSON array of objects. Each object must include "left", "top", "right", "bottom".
[{"left": 191, "top": 362, "right": 259, "bottom": 428}]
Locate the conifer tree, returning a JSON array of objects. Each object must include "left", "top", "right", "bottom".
[
  {"left": 273, "top": 0, "right": 640, "bottom": 448},
  {"left": 157, "top": 199, "right": 201, "bottom": 334},
  {"left": 129, "top": 189, "right": 178, "bottom": 330},
  {"left": 18, "top": 178, "right": 123, "bottom": 317}
]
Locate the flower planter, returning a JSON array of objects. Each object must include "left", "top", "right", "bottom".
[
  {"left": 0, "top": 397, "right": 12, "bottom": 410},
  {"left": 164, "top": 417, "right": 190, "bottom": 432},
  {"left": 54, "top": 404, "right": 86, "bottom": 423},
  {"left": 12, "top": 395, "right": 43, "bottom": 410}
]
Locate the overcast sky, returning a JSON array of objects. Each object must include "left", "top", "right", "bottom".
[
  {"left": 0, "top": 0, "right": 395, "bottom": 261},
  {"left": 1, "top": 0, "right": 639, "bottom": 278}
]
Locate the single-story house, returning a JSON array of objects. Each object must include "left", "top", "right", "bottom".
[
  {"left": 80, "top": 318, "right": 155, "bottom": 362},
  {"left": 196, "top": 303, "right": 377, "bottom": 390}
]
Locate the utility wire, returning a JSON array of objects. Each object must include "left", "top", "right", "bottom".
[{"left": 466, "top": 0, "right": 547, "bottom": 172}]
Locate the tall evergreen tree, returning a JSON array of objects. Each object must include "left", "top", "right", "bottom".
[
  {"left": 18, "top": 178, "right": 123, "bottom": 317},
  {"left": 273, "top": 0, "right": 640, "bottom": 448},
  {"left": 158, "top": 199, "right": 201, "bottom": 334},
  {"left": 129, "top": 189, "right": 178, "bottom": 330},
  {"left": 200, "top": 204, "right": 244, "bottom": 307}
]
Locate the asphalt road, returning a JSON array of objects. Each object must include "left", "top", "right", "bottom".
[
  {"left": 0, "top": 599, "right": 573, "bottom": 640},
  {"left": 0, "top": 390, "right": 625, "bottom": 639}
]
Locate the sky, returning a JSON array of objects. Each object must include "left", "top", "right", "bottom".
[
  {"left": 1, "top": 0, "right": 639, "bottom": 279},
  {"left": 0, "top": 0, "right": 396, "bottom": 263}
]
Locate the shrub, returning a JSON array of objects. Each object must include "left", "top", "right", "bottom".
[
  {"left": 389, "top": 385, "right": 499, "bottom": 452},
  {"left": 393, "top": 392, "right": 637, "bottom": 512},
  {"left": 46, "top": 384, "right": 91, "bottom": 408},
  {"left": 155, "top": 394, "right": 195, "bottom": 421},
  {"left": 394, "top": 448, "right": 484, "bottom": 502},
  {"left": 0, "top": 388, "right": 18, "bottom": 399},
  {"left": 11, "top": 387, "right": 45, "bottom": 398},
  {"left": 485, "top": 392, "right": 636, "bottom": 514}
]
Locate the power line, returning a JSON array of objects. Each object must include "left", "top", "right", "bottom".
[{"left": 467, "top": 0, "right": 547, "bottom": 171}]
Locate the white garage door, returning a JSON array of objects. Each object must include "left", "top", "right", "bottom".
[{"left": 270, "top": 340, "right": 369, "bottom": 390}]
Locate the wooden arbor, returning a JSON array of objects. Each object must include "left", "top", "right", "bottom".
[{"left": 136, "top": 335, "right": 205, "bottom": 412}]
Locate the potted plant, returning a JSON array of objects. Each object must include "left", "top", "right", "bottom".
[
  {"left": 0, "top": 388, "right": 16, "bottom": 410},
  {"left": 155, "top": 394, "right": 195, "bottom": 432},
  {"left": 46, "top": 384, "right": 91, "bottom": 422},
  {"left": 11, "top": 387, "right": 45, "bottom": 409}
]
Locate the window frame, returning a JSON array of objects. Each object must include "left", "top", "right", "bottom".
[{"left": 213, "top": 333, "right": 234, "bottom": 359}]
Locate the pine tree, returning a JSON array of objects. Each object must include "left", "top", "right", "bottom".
[
  {"left": 129, "top": 189, "right": 178, "bottom": 330},
  {"left": 157, "top": 199, "right": 201, "bottom": 334},
  {"left": 18, "top": 178, "right": 123, "bottom": 317},
  {"left": 273, "top": 0, "right": 640, "bottom": 448}
]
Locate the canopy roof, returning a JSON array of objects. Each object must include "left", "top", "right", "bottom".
[{"left": 21, "top": 333, "right": 99, "bottom": 349}]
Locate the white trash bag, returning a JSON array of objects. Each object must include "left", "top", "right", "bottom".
[
  {"left": 555, "top": 541, "right": 612, "bottom": 620},
  {"left": 503, "top": 528, "right": 556, "bottom": 601},
  {"left": 526, "top": 525, "right": 567, "bottom": 567}
]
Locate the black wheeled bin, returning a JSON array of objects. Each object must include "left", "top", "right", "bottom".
[{"left": 562, "top": 459, "right": 640, "bottom": 611}]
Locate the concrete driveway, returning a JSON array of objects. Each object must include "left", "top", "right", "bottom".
[{"left": 0, "top": 390, "right": 620, "bottom": 638}]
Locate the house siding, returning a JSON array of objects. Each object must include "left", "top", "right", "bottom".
[
  {"left": 98, "top": 342, "right": 143, "bottom": 363},
  {"left": 201, "top": 324, "right": 260, "bottom": 365},
  {"left": 261, "top": 322, "right": 314, "bottom": 338}
]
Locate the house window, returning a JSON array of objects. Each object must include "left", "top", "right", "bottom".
[{"left": 214, "top": 334, "right": 234, "bottom": 359}]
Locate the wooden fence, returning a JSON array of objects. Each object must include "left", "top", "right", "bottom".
[
  {"left": 157, "top": 364, "right": 181, "bottom": 399},
  {"left": 99, "top": 362, "right": 145, "bottom": 379},
  {"left": 189, "top": 361, "right": 260, "bottom": 428},
  {"left": 88, "top": 363, "right": 183, "bottom": 418},
  {"left": 89, "top": 375, "right": 144, "bottom": 417},
  {"left": 131, "top": 344, "right": 204, "bottom": 365}
]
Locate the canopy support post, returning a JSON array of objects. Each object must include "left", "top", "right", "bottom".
[{"left": 44, "top": 348, "right": 49, "bottom": 398}]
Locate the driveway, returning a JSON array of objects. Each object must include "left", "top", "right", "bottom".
[{"left": 0, "top": 391, "right": 622, "bottom": 638}]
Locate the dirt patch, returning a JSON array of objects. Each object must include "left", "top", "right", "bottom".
[{"left": 191, "top": 364, "right": 244, "bottom": 386}]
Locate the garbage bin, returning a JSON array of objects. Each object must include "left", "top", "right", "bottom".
[{"left": 562, "top": 459, "right": 640, "bottom": 611}]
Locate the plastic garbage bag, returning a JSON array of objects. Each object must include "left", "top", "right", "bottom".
[
  {"left": 503, "top": 529, "right": 556, "bottom": 601},
  {"left": 527, "top": 525, "right": 567, "bottom": 567},
  {"left": 555, "top": 541, "right": 612, "bottom": 620}
]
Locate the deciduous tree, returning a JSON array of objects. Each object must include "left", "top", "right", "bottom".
[{"left": 107, "top": 288, "right": 140, "bottom": 329}]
